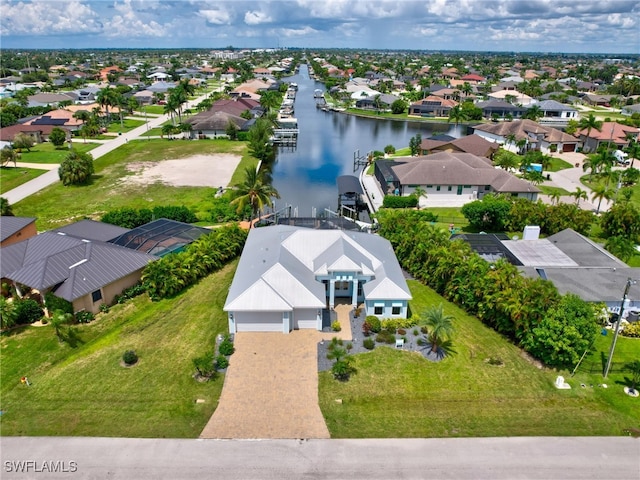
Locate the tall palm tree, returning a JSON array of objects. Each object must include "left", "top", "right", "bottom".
[
  {"left": 577, "top": 114, "right": 603, "bottom": 152},
  {"left": 460, "top": 82, "right": 473, "bottom": 97},
  {"left": 422, "top": 303, "right": 455, "bottom": 355},
  {"left": 571, "top": 187, "right": 588, "bottom": 206},
  {"left": 591, "top": 183, "right": 613, "bottom": 214},
  {"left": 448, "top": 105, "right": 468, "bottom": 126},
  {"left": 96, "top": 87, "right": 118, "bottom": 119},
  {"left": 624, "top": 140, "right": 640, "bottom": 169},
  {"left": 231, "top": 167, "right": 280, "bottom": 227},
  {"left": 524, "top": 104, "right": 542, "bottom": 121}
]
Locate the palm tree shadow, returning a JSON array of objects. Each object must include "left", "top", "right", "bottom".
[{"left": 417, "top": 338, "right": 456, "bottom": 362}]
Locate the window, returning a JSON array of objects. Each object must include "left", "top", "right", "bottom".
[
  {"left": 463, "top": 185, "right": 471, "bottom": 188},
  {"left": 426, "top": 185, "right": 433, "bottom": 188},
  {"left": 374, "top": 306, "right": 383, "bottom": 315},
  {"left": 392, "top": 306, "right": 401, "bottom": 315},
  {"left": 357, "top": 283, "right": 363, "bottom": 296},
  {"left": 447, "top": 185, "right": 453, "bottom": 192},
  {"left": 91, "top": 290, "right": 102, "bottom": 303},
  {"left": 484, "top": 185, "right": 491, "bottom": 191},
  {"left": 436, "top": 186, "right": 441, "bottom": 191}
]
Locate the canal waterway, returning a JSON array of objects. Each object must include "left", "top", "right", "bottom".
[{"left": 271, "top": 63, "right": 466, "bottom": 216}]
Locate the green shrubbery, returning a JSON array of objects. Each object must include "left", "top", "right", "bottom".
[
  {"left": 142, "top": 224, "right": 247, "bottom": 300},
  {"left": 376, "top": 209, "right": 600, "bottom": 369},
  {"left": 122, "top": 350, "right": 138, "bottom": 365},
  {"left": 364, "top": 316, "right": 381, "bottom": 333},
  {"left": 363, "top": 337, "right": 375, "bottom": 350},
  {"left": 218, "top": 335, "right": 235, "bottom": 356},
  {"left": 621, "top": 323, "right": 640, "bottom": 338},
  {"left": 192, "top": 352, "right": 216, "bottom": 378},
  {"left": 375, "top": 331, "right": 396, "bottom": 344},
  {"left": 13, "top": 299, "right": 43, "bottom": 325},
  {"left": 102, "top": 205, "right": 198, "bottom": 229},
  {"left": 382, "top": 195, "right": 418, "bottom": 209},
  {"left": 331, "top": 321, "right": 341, "bottom": 332}
]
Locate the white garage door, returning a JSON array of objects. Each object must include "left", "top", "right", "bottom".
[
  {"left": 294, "top": 308, "right": 318, "bottom": 330},
  {"left": 235, "top": 312, "right": 283, "bottom": 332}
]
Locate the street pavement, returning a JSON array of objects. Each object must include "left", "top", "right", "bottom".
[{"left": 1, "top": 436, "right": 638, "bottom": 479}]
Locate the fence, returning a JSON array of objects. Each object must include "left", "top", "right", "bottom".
[{"left": 577, "top": 360, "right": 633, "bottom": 375}]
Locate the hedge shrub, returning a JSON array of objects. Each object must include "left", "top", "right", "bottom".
[
  {"left": 382, "top": 195, "right": 418, "bottom": 209},
  {"left": 13, "top": 299, "right": 43, "bottom": 325}
]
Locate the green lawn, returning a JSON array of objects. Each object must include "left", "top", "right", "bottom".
[
  {"left": 12, "top": 139, "right": 251, "bottom": 230},
  {"left": 140, "top": 105, "right": 165, "bottom": 115},
  {"left": 582, "top": 174, "right": 640, "bottom": 209},
  {"left": 105, "top": 118, "right": 146, "bottom": 133},
  {"left": 319, "top": 280, "right": 640, "bottom": 438},
  {"left": 539, "top": 185, "right": 571, "bottom": 196},
  {"left": 547, "top": 157, "right": 574, "bottom": 172},
  {"left": 0, "top": 167, "right": 49, "bottom": 194},
  {"left": 0, "top": 261, "right": 237, "bottom": 438},
  {"left": 13, "top": 142, "right": 99, "bottom": 164}
]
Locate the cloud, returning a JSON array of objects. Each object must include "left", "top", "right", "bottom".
[
  {"left": 1, "top": 0, "right": 102, "bottom": 35},
  {"left": 244, "top": 10, "right": 273, "bottom": 25},
  {"left": 103, "top": 0, "right": 168, "bottom": 38},
  {"left": 198, "top": 6, "right": 233, "bottom": 25}
]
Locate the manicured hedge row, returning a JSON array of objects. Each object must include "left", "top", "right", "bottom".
[{"left": 102, "top": 206, "right": 198, "bottom": 229}]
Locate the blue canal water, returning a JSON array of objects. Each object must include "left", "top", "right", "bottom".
[{"left": 271, "top": 63, "right": 465, "bottom": 216}]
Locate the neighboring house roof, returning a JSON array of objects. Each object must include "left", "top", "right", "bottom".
[
  {"left": 211, "top": 98, "right": 260, "bottom": 117},
  {"left": 488, "top": 90, "right": 533, "bottom": 104},
  {"left": 476, "top": 99, "right": 525, "bottom": 112},
  {"left": 224, "top": 226, "right": 411, "bottom": 312},
  {"left": 186, "top": 110, "right": 246, "bottom": 131},
  {"left": 474, "top": 119, "right": 576, "bottom": 145},
  {"left": 108, "top": 218, "right": 212, "bottom": 257},
  {"left": 52, "top": 219, "right": 130, "bottom": 242},
  {"left": 337, "top": 175, "right": 363, "bottom": 195},
  {"left": 577, "top": 121, "right": 639, "bottom": 143},
  {"left": 422, "top": 134, "right": 499, "bottom": 158},
  {"left": 0, "top": 123, "right": 69, "bottom": 142},
  {"left": 411, "top": 95, "right": 458, "bottom": 108},
  {"left": 383, "top": 152, "right": 540, "bottom": 194},
  {"left": 27, "top": 92, "right": 75, "bottom": 106},
  {"left": 147, "top": 81, "right": 176, "bottom": 93},
  {"left": 532, "top": 99, "right": 577, "bottom": 113},
  {"left": 1, "top": 231, "right": 156, "bottom": 302},
  {"left": 0, "top": 216, "right": 36, "bottom": 242}
]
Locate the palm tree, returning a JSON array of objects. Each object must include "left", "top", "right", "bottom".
[
  {"left": 422, "top": 303, "right": 455, "bottom": 355},
  {"left": 1, "top": 146, "right": 19, "bottom": 167},
  {"left": 577, "top": 114, "right": 603, "bottom": 153},
  {"left": 524, "top": 104, "right": 542, "bottom": 121},
  {"left": 411, "top": 186, "right": 427, "bottom": 209},
  {"left": 460, "top": 82, "right": 473, "bottom": 97},
  {"left": 448, "top": 105, "right": 468, "bottom": 126},
  {"left": 549, "top": 191, "right": 561, "bottom": 205},
  {"left": 571, "top": 187, "right": 588, "bottom": 206},
  {"left": 96, "top": 87, "right": 118, "bottom": 119},
  {"left": 591, "top": 183, "right": 613, "bottom": 214},
  {"left": 231, "top": 167, "right": 280, "bottom": 227},
  {"left": 624, "top": 140, "right": 640, "bottom": 169}
]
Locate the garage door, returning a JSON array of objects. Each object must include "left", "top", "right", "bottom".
[
  {"left": 235, "top": 312, "right": 282, "bottom": 332},
  {"left": 562, "top": 143, "right": 575, "bottom": 152},
  {"left": 294, "top": 308, "right": 318, "bottom": 330}
]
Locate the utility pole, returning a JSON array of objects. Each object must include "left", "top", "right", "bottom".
[{"left": 604, "top": 278, "right": 635, "bottom": 378}]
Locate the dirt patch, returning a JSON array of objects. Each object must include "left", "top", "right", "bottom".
[{"left": 121, "top": 154, "right": 241, "bottom": 188}]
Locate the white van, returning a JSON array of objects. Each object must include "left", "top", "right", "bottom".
[{"left": 613, "top": 150, "right": 630, "bottom": 165}]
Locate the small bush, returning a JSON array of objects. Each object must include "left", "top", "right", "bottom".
[
  {"left": 332, "top": 358, "right": 356, "bottom": 381},
  {"left": 382, "top": 195, "right": 418, "bottom": 209},
  {"left": 122, "top": 350, "right": 138, "bottom": 365},
  {"left": 346, "top": 342, "right": 353, "bottom": 351},
  {"left": 214, "top": 355, "right": 229, "bottom": 370},
  {"left": 363, "top": 337, "right": 375, "bottom": 350},
  {"left": 397, "top": 328, "right": 406, "bottom": 335},
  {"left": 75, "top": 310, "right": 94, "bottom": 324},
  {"left": 362, "top": 321, "right": 372, "bottom": 337},
  {"left": 376, "top": 331, "right": 396, "bottom": 344},
  {"left": 421, "top": 326, "right": 429, "bottom": 335},
  {"left": 331, "top": 320, "right": 341, "bottom": 332},
  {"left": 621, "top": 323, "right": 640, "bottom": 338},
  {"left": 99, "top": 303, "right": 110, "bottom": 314},
  {"left": 417, "top": 337, "right": 428, "bottom": 346},
  {"left": 413, "top": 329, "right": 419, "bottom": 336},
  {"left": 354, "top": 307, "right": 362, "bottom": 318},
  {"left": 365, "top": 316, "right": 381, "bottom": 333},
  {"left": 193, "top": 352, "right": 216, "bottom": 378},
  {"left": 218, "top": 336, "right": 235, "bottom": 356},
  {"left": 44, "top": 292, "right": 73, "bottom": 315},
  {"left": 13, "top": 299, "right": 43, "bottom": 325}
]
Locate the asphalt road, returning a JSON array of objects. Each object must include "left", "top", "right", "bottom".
[{"left": 1, "top": 437, "right": 638, "bottom": 480}]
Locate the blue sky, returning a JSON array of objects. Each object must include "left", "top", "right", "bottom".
[{"left": 1, "top": 0, "right": 639, "bottom": 53}]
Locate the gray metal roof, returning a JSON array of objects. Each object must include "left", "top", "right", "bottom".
[
  {"left": 1, "top": 216, "right": 36, "bottom": 242},
  {"left": 2, "top": 231, "right": 157, "bottom": 302},
  {"left": 52, "top": 219, "right": 130, "bottom": 242},
  {"left": 337, "top": 175, "right": 363, "bottom": 195},
  {"left": 224, "top": 225, "right": 411, "bottom": 312},
  {"left": 545, "top": 229, "right": 628, "bottom": 268},
  {"left": 519, "top": 266, "right": 640, "bottom": 303}
]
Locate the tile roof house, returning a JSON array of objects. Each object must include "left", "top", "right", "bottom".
[
  {"left": 473, "top": 119, "right": 579, "bottom": 154},
  {"left": 488, "top": 89, "right": 534, "bottom": 106},
  {"left": 1, "top": 228, "right": 156, "bottom": 314},
  {"left": 420, "top": 134, "right": 499, "bottom": 158},
  {"left": 475, "top": 99, "right": 526, "bottom": 120},
  {"left": 186, "top": 111, "right": 247, "bottom": 138},
  {"left": 408, "top": 95, "right": 458, "bottom": 117},
  {"left": 576, "top": 121, "right": 640, "bottom": 153},
  {"left": 224, "top": 225, "right": 412, "bottom": 333},
  {"left": 374, "top": 152, "right": 540, "bottom": 207},
  {"left": 529, "top": 100, "right": 578, "bottom": 126}
]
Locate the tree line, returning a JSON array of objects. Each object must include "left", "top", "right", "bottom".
[{"left": 376, "top": 209, "right": 600, "bottom": 369}]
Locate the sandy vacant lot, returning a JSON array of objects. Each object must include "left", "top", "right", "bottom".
[{"left": 122, "top": 154, "right": 241, "bottom": 188}]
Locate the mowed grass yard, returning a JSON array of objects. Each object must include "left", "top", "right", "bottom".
[
  {"left": 0, "top": 167, "right": 49, "bottom": 194},
  {"left": 0, "top": 261, "right": 237, "bottom": 438},
  {"left": 11, "top": 141, "right": 100, "bottom": 164},
  {"left": 11, "top": 138, "right": 256, "bottom": 230},
  {"left": 319, "top": 280, "right": 640, "bottom": 438}
]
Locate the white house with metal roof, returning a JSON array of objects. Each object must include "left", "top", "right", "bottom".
[{"left": 224, "top": 225, "right": 411, "bottom": 333}]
